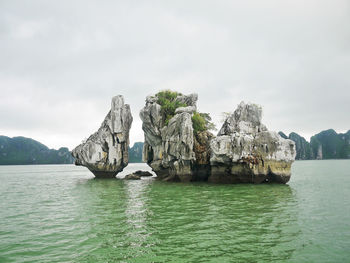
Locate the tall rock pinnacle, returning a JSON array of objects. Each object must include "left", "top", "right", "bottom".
[{"left": 72, "top": 95, "right": 133, "bottom": 178}]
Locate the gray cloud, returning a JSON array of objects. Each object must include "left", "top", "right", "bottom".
[{"left": 0, "top": 0, "right": 349, "bottom": 149}]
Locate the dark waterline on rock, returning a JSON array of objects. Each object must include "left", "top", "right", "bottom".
[{"left": 0, "top": 161, "right": 349, "bottom": 262}]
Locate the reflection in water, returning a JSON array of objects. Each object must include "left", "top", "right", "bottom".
[
  {"left": 144, "top": 183, "right": 299, "bottom": 262},
  {"left": 73, "top": 172, "right": 300, "bottom": 262},
  {"left": 124, "top": 178, "right": 153, "bottom": 249},
  {"left": 2, "top": 164, "right": 299, "bottom": 262},
  {"left": 74, "top": 176, "right": 156, "bottom": 262},
  {"left": 72, "top": 178, "right": 129, "bottom": 262},
  {"left": 1, "top": 162, "right": 350, "bottom": 262}
]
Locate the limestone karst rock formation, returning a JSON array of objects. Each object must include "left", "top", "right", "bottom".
[
  {"left": 140, "top": 93, "right": 206, "bottom": 181},
  {"left": 210, "top": 102, "right": 296, "bottom": 183},
  {"left": 140, "top": 92, "right": 296, "bottom": 183},
  {"left": 72, "top": 95, "right": 133, "bottom": 178}
]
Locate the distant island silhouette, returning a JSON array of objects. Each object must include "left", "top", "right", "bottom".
[
  {"left": 1, "top": 129, "right": 349, "bottom": 165},
  {"left": 279, "top": 129, "right": 350, "bottom": 160},
  {"left": 0, "top": 136, "right": 143, "bottom": 165}
]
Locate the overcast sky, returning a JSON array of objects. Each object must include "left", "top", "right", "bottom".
[{"left": 1, "top": 0, "right": 349, "bottom": 150}]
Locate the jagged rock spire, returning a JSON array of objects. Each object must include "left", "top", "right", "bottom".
[{"left": 72, "top": 95, "right": 133, "bottom": 178}]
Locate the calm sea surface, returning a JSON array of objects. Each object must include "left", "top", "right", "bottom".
[{"left": 0, "top": 161, "right": 349, "bottom": 263}]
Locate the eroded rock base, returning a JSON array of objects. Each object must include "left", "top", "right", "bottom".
[
  {"left": 91, "top": 170, "right": 120, "bottom": 178},
  {"left": 151, "top": 161, "right": 291, "bottom": 184},
  {"left": 208, "top": 161, "right": 292, "bottom": 184}
]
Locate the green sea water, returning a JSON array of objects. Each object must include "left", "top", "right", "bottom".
[{"left": 0, "top": 160, "right": 349, "bottom": 263}]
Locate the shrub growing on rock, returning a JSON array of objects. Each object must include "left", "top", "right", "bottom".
[
  {"left": 155, "top": 90, "right": 215, "bottom": 133},
  {"left": 192, "top": 112, "right": 216, "bottom": 134},
  {"left": 192, "top": 112, "right": 206, "bottom": 133},
  {"left": 156, "top": 90, "right": 187, "bottom": 125}
]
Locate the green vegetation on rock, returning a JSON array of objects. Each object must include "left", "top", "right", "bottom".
[
  {"left": 156, "top": 90, "right": 187, "bottom": 125},
  {"left": 192, "top": 112, "right": 206, "bottom": 133},
  {"left": 192, "top": 112, "right": 216, "bottom": 134},
  {"left": 155, "top": 90, "right": 216, "bottom": 134}
]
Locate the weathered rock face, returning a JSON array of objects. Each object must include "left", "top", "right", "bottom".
[
  {"left": 72, "top": 95, "right": 133, "bottom": 178},
  {"left": 140, "top": 93, "right": 208, "bottom": 182},
  {"left": 218, "top": 102, "right": 268, "bottom": 136},
  {"left": 140, "top": 94, "right": 296, "bottom": 184},
  {"left": 210, "top": 102, "right": 296, "bottom": 183}
]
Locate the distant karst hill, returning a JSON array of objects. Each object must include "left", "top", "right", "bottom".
[
  {"left": 0, "top": 136, "right": 74, "bottom": 165},
  {"left": 2, "top": 128, "right": 348, "bottom": 165},
  {"left": 132, "top": 130, "right": 350, "bottom": 162},
  {"left": 128, "top": 142, "right": 144, "bottom": 163},
  {"left": 279, "top": 129, "right": 350, "bottom": 160}
]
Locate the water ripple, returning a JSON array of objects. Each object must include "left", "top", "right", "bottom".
[{"left": 1, "top": 162, "right": 350, "bottom": 262}]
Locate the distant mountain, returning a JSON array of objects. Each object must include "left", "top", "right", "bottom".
[
  {"left": 278, "top": 131, "right": 288, "bottom": 139},
  {"left": 279, "top": 129, "right": 350, "bottom": 160},
  {"left": 4, "top": 130, "right": 348, "bottom": 165},
  {"left": 128, "top": 142, "right": 144, "bottom": 163},
  {"left": 310, "top": 129, "right": 350, "bottom": 159},
  {"left": 289, "top": 132, "right": 314, "bottom": 160},
  {"left": 0, "top": 136, "right": 74, "bottom": 165}
]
